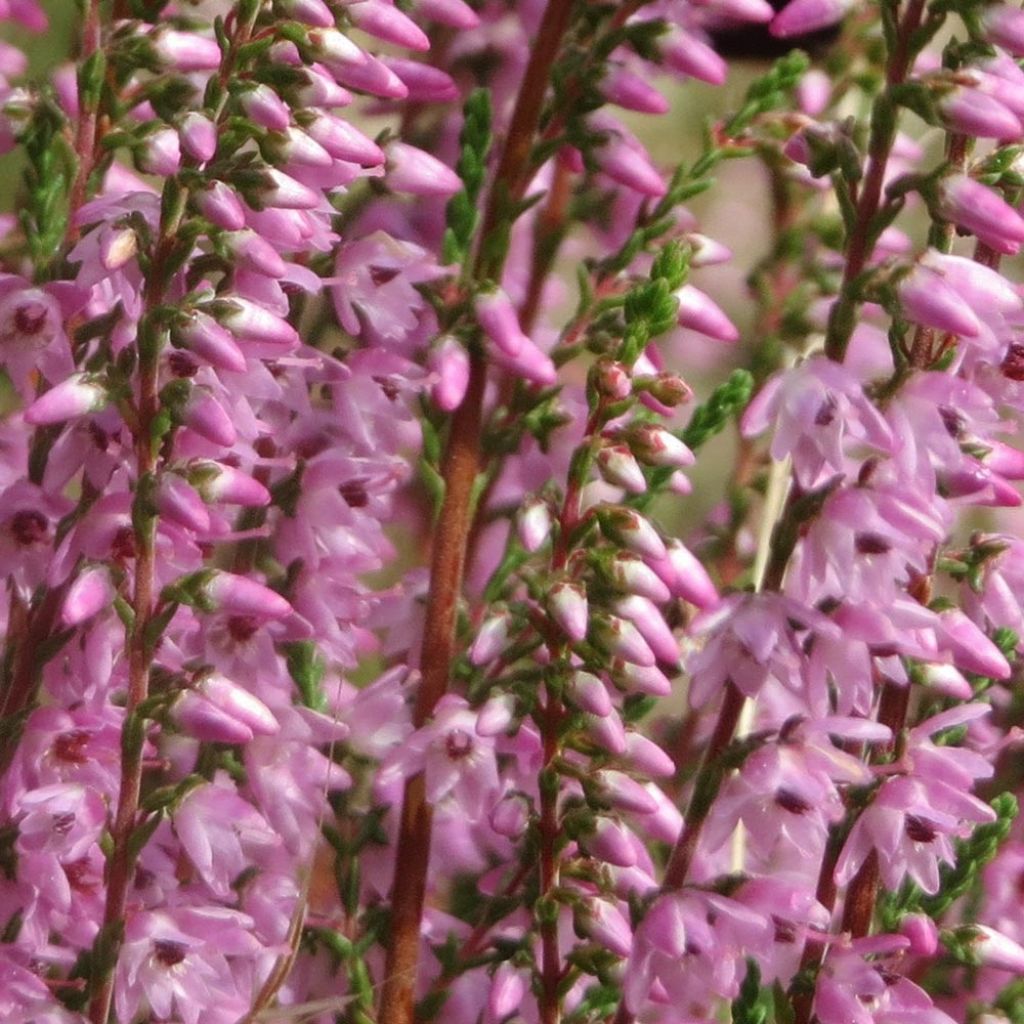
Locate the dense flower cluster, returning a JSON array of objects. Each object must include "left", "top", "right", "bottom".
[{"left": 0, "top": 1, "right": 1023, "bottom": 1024}]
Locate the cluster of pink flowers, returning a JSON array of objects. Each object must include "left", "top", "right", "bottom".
[{"left": 0, "top": 1, "right": 1023, "bottom": 1023}]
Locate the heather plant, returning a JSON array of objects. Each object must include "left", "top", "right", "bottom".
[{"left": 2, "top": 1, "right": 1024, "bottom": 1023}]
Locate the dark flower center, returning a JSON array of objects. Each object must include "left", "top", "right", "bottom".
[
  {"left": 814, "top": 393, "right": 838, "bottom": 426},
  {"left": 339, "top": 479, "right": 369, "bottom": 508},
  {"left": 10, "top": 509, "right": 47, "bottom": 546},
  {"left": 14, "top": 300, "right": 48, "bottom": 336},
  {"left": 1002, "top": 343, "right": 1024, "bottom": 381},
  {"left": 227, "top": 615, "right": 260, "bottom": 643},
  {"left": 111, "top": 526, "right": 138, "bottom": 561},
  {"left": 855, "top": 533, "right": 891, "bottom": 555},
  {"left": 54, "top": 730, "right": 91, "bottom": 763},
  {"left": 153, "top": 940, "right": 189, "bottom": 967},
  {"left": 775, "top": 788, "right": 813, "bottom": 815},
  {"left": 905, "top": 814, "right": 937, "bottom": 843},
  {"left": 445, "top": 729, "right": 473, "bottom": 760}
]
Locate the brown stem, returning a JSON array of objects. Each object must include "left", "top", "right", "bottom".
[
  {"left": 823, "top": 0, "right": 927, "bottom": 363},
  {"left": 379, "top": 6, "right": 577, "bottom": 1022},
  {"left": 66, "top": 0, "right": 104, "bottom": 245}
]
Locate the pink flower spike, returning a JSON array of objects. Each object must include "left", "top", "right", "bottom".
[
  {"left": 24, "top": 373, "right": 106, "bottom": 425},
  {"left": 349, "top": 1, "right": 431, "bottom": 51},
  {"left": 202, "top": 571, "right": 293, "bottom": 619},
  {"left": 675, "top": 284, "right": 740, "bottom": 342},
  {"left": 387, "top": 141, "right": 462, "bottom": 197},
  {"left": 549, "top": 581, "right": 589, "bottom": 643},
  {"left": 425, "top": 333, "right": 468, "bottom": 409},
  {"left": 194, "top": 673, "right": 279, "bottom": 736},
  {"left": 771, "top": 0, "right": 852, "bottom": 38},
  {"left": 61, "top": 567, "right": 115, "bottom": 627}
]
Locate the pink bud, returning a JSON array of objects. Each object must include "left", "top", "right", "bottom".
[
  {"left": 580, "top": 899, "right": 633, "bottom": 957},
  {"left": 215, "top": 297, "right": 301, "bottom": 348},
  {"left": 937, "top": 608, "right": 1011, "bottom": 679},
  {"left": 490, "top": 793, "right": 529, "bottom": 838},
  {"left": 623, "top": 732, "right": 675, "bottom": 778},
  {"left": 960, "top": 924, "right": 1024, "bottom": 972},
  {"left": 387, "top": 141, "right": 462, "bottom": 197},
  {"left": 659, "top": 29, "right": 726, "bottom": 85},
  {"left": 158, "top": 475, "right": 211, "bottom": 533},
  {"left": 592, "top": 358, "right": 632, "bottom": 400},
  {"left": 600, "top": 507, "right": 666, "bottom": 560},
  {"left": 271, "top": 126, "right": 333, "bottom": 167},
  {"left": 601, "top": 67, "right": 669, "bottom": 114},
  {"left": 597, "top": 444, "right": 647, "bottom": 494},
  {"left": 586, "top": 817, "right": 638, "bottom": 867},
  {"left": 193, "top": 462, "right": 270, "bottom": 506},
  {"left": 476, "top": 695, "right": 514, "bottom": 737},
  {"left": 178, "top": 112, "right": 217, "bottom": 163},
  {"left": 488, "top": 963, "right": 527, "bottom": 1021},
  {"left": 195, "top": 673, "right": 278, "bottom": 736},
  {"left": 177, "top": 312, "right": 248, "bottom": 373},
  {"left": 100, "top": 228, "right": 138, "bottom": 271},
  {"left": 24, "top": 373, "right": 106, "bottom": 425},
  {"left": 588, "top": 709, "right": 627, "bottom": 755},
  {"left": 595, "top": 134, "right": 666, "bottom": 197},
  {"left": 428, "top": 336, "right": 470, "bottom": 412},
  {"left": 938, "top": 174, "right": 1024, "bottom": 255},
  {"left": 919, "top": 663, "right": 973, "bottom": 700},
  {"left": 183, "top": 389, "right": 237, "bottom": 447},
  {"left": 900, "top": 914, "right": 939, "bottom": 956},
  {"left": 223, "top": 230, "right": 288, "bottom": 278},
  {"left": 608, "top": 553, "right": 671, "bottom": 603},
  {"left": 469, "top": 612, "right": 510, "bottom": 666},
  {"left": 770, "top": 0, "right": 851, "bottom": 38},
  {"left": 349, "top": 1, "right": 430, "bottom": 51},
  {"left": 596, "top": 769, "right": 659, "bottom": 814},
  {"left": 675, "top": 284, "right": 739, "bottom": 342},
  {"left": 796, "top": 69, "right": 832, "bottom": 117},
  {"left": 613, "top": 595, "right": 679, "bottom": 665},
  {"left": 612, "top": 660, "right": 672, "bottom": 697},
  {"left": 687, "top": 233, "right": 732, "bottom": 267},
  {"left": 303, "top": 112, "right": 384, "bottom": 166},
  {"left": 61, "top": 567, "right": 115, "bottom": 627},
  {"left": 203, "top": 572, "right": 293, "bottom": 619},
  {"left": 475, "top": 292, "right": 528, "bottom": 358},
  {"left": 983, "top": 5, "right": 1024, "bottom": 56},
  {"left": 939, "top": 87, "right": 1023, "bottom": 139},
  {"left": 569, "top": 671, "right": 613, "bottom": 717},
  {"left": 139, "top": 127, "right": 181, "bottom": 176},
  {"left": 549, "top": 581, "right": 589, "bottom": 643},
  {"left": 381, "top": 57, "right": 459, "bottom": 103},
  {"left": 596, "top": 616, "right": 656, "bottom": 666},
  {"left": 150, "top": 29, "right": 222, "bottom": 72},
  {"left": 651, "top": 540, "right": 719, "bottom": 609},
  {"left": 517, "top": 497, "right": 553, "bottom": 553},
  {"left": 414, "top": 0, "right": 480, "bottom": 29},
  {"left": 490, "top": 335, "right": 558, "bottom": 386},
  {"left": 240, "top": 84, "right": 291, "bottom": 131},
  {"left": 172, "top": 691, "right": 254, "bottom": 744},
  {"left": 277, "top": 0, "right": 336, "bottom": 27},
  {"left": 629, "top": 425, "right": 694, "bottom": 468},
  {"left": 257, "top": 168, "right": 322, "bottom": 210},
  {"left": 195, "top": 181, "right": 247, "bottom": 231},
  {"left": 898, "top": 264, "right": 981, "bottom": 338}
]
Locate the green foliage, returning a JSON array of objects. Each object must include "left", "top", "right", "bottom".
[
  {"left": 681, "top": 369, "right": 755, "bottom": 450},
  {"left": 443, "top": 89, "right": 493, "bottom": 266}
]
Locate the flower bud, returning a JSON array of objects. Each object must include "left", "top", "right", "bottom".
[
  {"left": 178, "top": 112, "right": 217, "bottom": 163},
  {"left": 938, "top": 87, "right": 1023, "bottom": 140},
  {"left": 276, "top": 0, "right": 335, "bottom": 28},
  {"left": 194, "top": 181, "right": 247, "bottom": 232},
  {"left": 578, "top": 899, "right": 633, "bottom": 957},
  {"left": 607, "top": 553, "right": 672, "bottom": 603},
  {"left": 201, "top": 571, "right": 293, "bottom": 619},
  {"left": 585, "top": 817, "right": 638, "bottom": 867},
  {"left": 387, "top": 141, "right": 462, "bottom": 197},
  {"left": 428, "top": 336, "right": 470, "bottom": 412},
  {"left": 381, "top": 56, "right": 459, "bottom": 102},
  {"left": 628, "top": 425, "right": 694, "bottom": 468},
  {"left": 192, "top": 462, "right": 270, "bottom": 507},
  {"left": 469, "top": 611, "right": 510, "bottom": 666},
  {"left": 176, "top": 311, "right": 247, "bottom": 373},
  {"left": 569, "top": 671, "right": 612, "bottom": 717},
  {"left": 623, "top": 732, "right": 675, "bottom": 778},
  {"left": 213, "top": 297, "right": 301, "bottom": 349},
  {"left": 650, "top": 540, "right": 719, "bottom": 609},
  {"left": 613, "top": 595, "right": 679, "bottom": 665},
  {"left": 770, "top": 0, "right": 852, "bottom": 38},
  {"left": 349, "top": 1, "right": 430, "bottom": 51},
  {"left": 172, "top": 691, "right": 254, "bottom": 744},
  {"left": 302, "top": 112, "right": 384, "bottom": 166},
  {"left": 595, "top": 769, "right": 659, "bottom": 814},
  {"left": 223, "top": 230, "right": 288, "bottom": 278},
  {"left": 183, "top": 389, "right": 236, "bottom": 447},
  {"left": 675, "top": 284, "right": 739, "bottom": 342},
  {"left": 590, "top": 357, "right": 632, "bottom": 400},
  {"left": 611, "top": 660, "right": 672, "bottom": 696},
  {"left": 415, "top": 0, "right": 480, "bottom": 29},
  {"left": 139, "top": 127, "right": 181, "bottom": 176},
  {"left": 601, "top": 67, "right": 669, "bottom": 115},
  {"left": 593, "top": 615, "right": 656, "bottom": 667},
  {"left": 594, "top": 134, "right": 666, "bottom": 197},
  {"left": 597, "top": 444, "right": 647, "bottom": 494},
  {"left": 900, "top": 914, "right": 939, "bottom": 956},
  {"left": 254, "top": 168, "right": 322, "bottom": 210},
  {"left": 549, "top": 581, "right": 589, "bottom": 643},
  {"left": 659, "top": 28, "right": 726, "bottom": 84},
  {"left": 937, "top": 174, "right": 1024, "bottom": 255},
  {"left": 599, "top": 507, "right": 666, "bottom": 560},
  {"left": 516, "top": 497, "right": 553, "bottom": 553},
  {"left": 982, "top": 5, "right": 1024, "bottom": 56},
  {"left": 61, "top": 567, "right": 115, "bottom": 628},
  {"left": 195, "top": 673, "right": 279, "bottom": 736},
  {"left": 24, "top": 373, "right": 107, "bottom": 425},
  {"left": 158, "top": 475, "right": 211, "bottom": 534},
  {"left": 632, "top": 372, "right": 692, "bottom": 407},
  {"left": 150, "top": 29, "right": 222, "bottom": 72}
]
